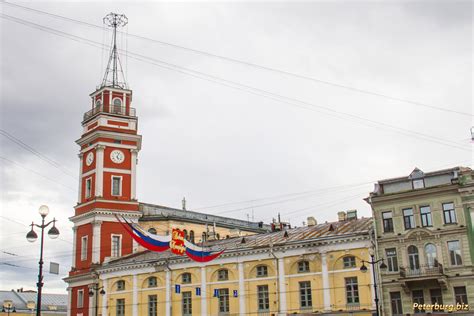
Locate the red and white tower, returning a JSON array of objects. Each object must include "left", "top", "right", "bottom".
[{"left": 66, "top": 13, "right": 142, "bottom": 316}]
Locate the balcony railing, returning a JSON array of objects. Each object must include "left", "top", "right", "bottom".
[
  {"left": 83, "top": 104, "right": 136, "bottom": 121},
  {"left": 400, "top": 264, "right": 444, "bottom": 278}
]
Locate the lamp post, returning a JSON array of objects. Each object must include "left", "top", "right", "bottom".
[
  {"left": 88, "top": 284, "right": 106, "bottom": 316},
  {"left": 26, "top": 205, "right": 60, "bottom": 316},
  {"left": 360, "top": 248, "right": 387, "bottom": 316}
]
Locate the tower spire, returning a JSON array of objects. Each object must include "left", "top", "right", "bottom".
[{"left": 101, "top": 13, "right": 128, "bottom": 89}]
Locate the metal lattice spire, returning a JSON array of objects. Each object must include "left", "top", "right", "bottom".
[{"left": 101, "top": 13, "right": 128, "bottom": 89}]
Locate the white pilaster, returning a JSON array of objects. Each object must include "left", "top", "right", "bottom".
[
  {"left": 321, "top": 252, "right": 331, "bottom": 311},
  {"left": 71, "top": 227, "right": 77, "bottom": 268},
  {"left": 67, "top": 288, "right": 72, "bottom": 316},
  {"left": 130, "top": 149, "right": 138, "bottom": 200},
  {"left": 101, "top": 278, "right": 108, "bottom": 316},
  {"left": 77, "top": 153, "right": 83, "bottom": 203},
  {"left": 238, "top": 262, "right": 245, "bottom": 316},
  {"left": 132, "top": 274, "right": 138, "bottom": 316},
  {"left": 88, "top": 290, "right": 93, "bottom": 316},
  {"left": 165, "top": 269, "right": 171, "bottom": 316},
  {"left": 201, "top": 266, "right": 207, "bottom": 315},
  {"left": 278, "top": 258, "right": 287, "bottom": 315},
  {"left": 95, "top": 145, "right": 105, "bottom": 197},
  {"left": 92, "top": 221, "right": 102, "bottom": 264}
]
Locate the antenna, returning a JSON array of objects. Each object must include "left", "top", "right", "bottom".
[{"left": 101, "top": 13, "right": 128, "bottom": 89}]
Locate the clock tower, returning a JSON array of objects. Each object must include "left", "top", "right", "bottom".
[{"left": 66, "top": 13, "right": 142, "bottom": 316}]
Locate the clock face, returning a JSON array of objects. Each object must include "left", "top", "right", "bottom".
[
  {"left": 86, "top": 152, "right": 94, "bottom": 166},
  {"left": 110, "top": 149, "right": 125, "bottom": 164}
]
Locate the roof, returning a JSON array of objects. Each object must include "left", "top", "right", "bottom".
[
  {"left": 0, "top": 290, "right": 67, "bottom": 313},
  {"left": 377, "top": 166, "right": 468, "bottom": 185},
  {"left": 104, "top": 217, "right": 372, "bottom": 267}
]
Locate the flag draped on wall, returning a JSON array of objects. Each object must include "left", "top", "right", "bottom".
[{"left": 116, "top": 215, "right": 225, "bottom": 262}]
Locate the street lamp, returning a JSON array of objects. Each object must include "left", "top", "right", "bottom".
[
  {"left": 360, "top": 248, "right": 387, "bottom": 316},
  {"left": 26, "top": 205, "right": 60, "bottom": 316},
  {"left": 89, "top": 284, "right": 106, "bottom": 316},
  {"left": 2, "top": 305, "right": 16, "bottom": 315}
]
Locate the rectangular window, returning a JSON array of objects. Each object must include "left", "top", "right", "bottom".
[
  {"left": 430, "top": 289, "right": 443, "bottom": 305},
  {"left": 148, "top": 295, "right": 157, "bottom": 316},
  {"left": 218, "top": 288, "right": 230, "bottom": 314},
  {"left": 345, "top": 277, "right": 359, "bottom": 304},
  {"left": 85, "top": 178, "right": 92, "bottom": 199},
  {"left": 443, "top": 202, "right": 457, "bottom": 224},
  {"left": 257, "top": 285, "right": 270, "bottom": 311},
  {"left": 412, "top": 290, "right": 424, "bottom": 313},
  {"left": 80, "top": 236, "right": 88, "bottom": 261},
  {"left": 386, "top": 248, "right": 399, "bottom": 272},
  {"left": 112, "top": 176, "right": 122, "bottom": 196},
  {"left": 403, "top": 208, "right": 415, "bottom": 229},
  {"left": 116, "top": 299, "right": 125, "bottom": 316},
  {"left": 343, "top": 256, "right": 356, "bottom": 268},
  {"left": 382, "top": 211, "right": 394, "bottom": 232},
  {"left": 454, "top": 286, "right": 468, "bottom": 304},
  {"left": 77, "top": 289, "right": 84, "bottom": 308},
  {"left": 299, "top": 281, "right": 312, "bottom": 309},
  {"left": 448, "top": 241, "right": 462, "bottom": 266},
  {"left": 182, "top": 291, "right": 192, "bottom": 316},
  {"left": 390, "top": 292, "right": 403, "bottom": 316},
  {"left": 111, "top": 235, "right": 122, "bottom": 258},
  {"left": 298, "top": 261, "right": 310, "bottom": 273},
  {"left": 412, "top": 179, "right": 425, "bottom": 189},
  {"left": 256, "top": 265, "right": 268, "bottom": 277},
  {"left": 420, "top": 206, "right": 432, "bottom": 227}
]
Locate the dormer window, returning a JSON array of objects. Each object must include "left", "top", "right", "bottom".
[{"left": 412, "top": 179, "right": 424, "bottom": 189}]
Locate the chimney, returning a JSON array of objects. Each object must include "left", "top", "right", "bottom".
[
  {"left": 337, "top": 211, "right": 347, "bottom": 222},
  {"left": 307, "top": 217, "right": 317, "bottom": 226},
  {"left": 182, "top": 197, "right": 186, "bottom": 211}
]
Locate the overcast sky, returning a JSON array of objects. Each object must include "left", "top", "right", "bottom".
[{"left": 1, "top": 0, "right": 472, "bottom": 294}]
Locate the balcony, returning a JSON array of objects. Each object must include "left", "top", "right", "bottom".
[
  {"left": 83, "top": 104, "right": 136, "bottom": 121},
  {"left": 399, "top": 264, "right": 447, "bottom": 292}
]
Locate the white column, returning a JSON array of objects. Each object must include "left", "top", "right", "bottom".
[
  {"left": 92, "top": 221, "right": 102, "bottom": 264},
  {"left": 102, "top": 278, "right": 108, "bottom": 316},
  {"left": 67, "top": 288, "right": 72, "bottom": 316},
  {"left": 321, "top": 252, "right": 331, "bottom": 311},
  {"left": 95, "top": 145, "right": 105, "bottom": 197},
  {"left": 132, "top": 274, "right": 138, "bottom": 316},
  {"left": 77, "top": 153, "right": 83, "bottom": 203},
  {"left": 165, "top": 270, "right": 171, "bottom": 316},
  {"left": 238, "top": 262, "right": 246, "bottom": 316},
  {"left": 201, "top": 266, "right": 207, "bottom": 315},
  {"left": 71, "top": 227, "right": 77, "bottom": 268},
  {"left": 88, "top": 289, "right": 94, "bottom": 316},
  {"left": 278, "top": 258, "right": 287, "bottom": 315},
  {"left": 130, "top": 149, "right": 138, "bottom": 200}
]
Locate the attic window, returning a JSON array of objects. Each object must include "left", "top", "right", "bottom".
[{"left": 412, "top": 179, "right": 425, "bottom": 189}]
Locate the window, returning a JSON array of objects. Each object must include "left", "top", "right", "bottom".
[
  {"left": 111, "top": 235, "right": 121, "bottom": 258},
  {"left": 95, "top": 99, "right": 101, "bottom": 107},
  {"left": 148, "top": 228, "right": 157, "bottom": 235},
  {"left": 386, "top": 248, "right": 399, "bottom": 272},
  {"left": 424, "top": 244, "right": 438, "bottom": 268},
  {"left": 412, "top": 179, "right": 425, "bottom": 189},
  {"left": 430, "top": 289, "right": 443, "bottom": 305},
  {"left": 148, "top": 295, "right": 157, "bottom": 316},
  {"left": 390, "top": 292, "right": 403, "bottom": 316},
  {"left": 403, "top": 208, "right": 415, "bottom": 229},
  {"left": 345, "top": 277, "right": 359, "bottom": 304},
  {"left": 299, "top": 281, "right": 312, "bottom": 309},
  {"left": 112, "top": 98, "right": 123, "bottom": 110},
  {"left": 408, "top": 246, "right": 420, "bottom": 270},
  {"left": 297, "top": 261, "right": 310, "bottom": 273},
  {"left": 420, "top": 206, "right": 432, "bottom": 227},
  {"left": 216, "top": 233, "right": 220, "bottom": 240},
  {"left": 343, "top": 256, "right": 356, "bottom": 268},
  {"left": 218, "top": 288, "right": 230, "bottom": 314},
  {"left": 189, "top": 230, "right": 195, "bottom": 243},
  {"left": 412, "top": 290, "right": 424, "bottom": 313},
  {"left": 77, "top": 289, "right": 84, "bottom": 308},
  {"left": 183, "top": 229, "right": 188, "bottom": 241},
  {"left": 443, "top": 202, "right": 457, "bottom": 224},
  {"left": 454, "top": 286, "right": 468, "bottom": 304},
  {"left": 81, "top": 236, "right": 88, "bottom": 261},
  {"left": 217, "top": 269, "right": 229, "bottom": 281},
  {"left": 382, "top": 211, "right": 394, "bottom": 232},
  {"left": 148, "top": 277, "right": 157, "bottom": 288},
  {"left": 202, "top": 232, "right": 207, "bottom": 242},
  {"left": 257, "top": 285, "right": 270, "bottom": 311},
  {"left": 448, "top": 241, "right": 462, "bottom": 266},
  {"left": 182, "top": 291, "right": 192, "bottom": 316},
  {"left": 112, "top": 176, "right": 122, "bottom": 196},
  {"left": 116, "top": 280, "right": 125, "bottom": 291},
  {"left": 256, "top": 265, "right": 268, "bottom": 277},
  {"left": 116, "top": 299, "right": 125, "bottom": 316},
  {"left": 182, "top": 272, "right": 192, "bottom": 284},
  {"left": 85, "top": 178, "right": 92, "bottom": 199}
]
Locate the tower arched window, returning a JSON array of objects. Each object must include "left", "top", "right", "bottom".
[
  {"left": 113, "top": 98, "right": 122, "bottom": 107},
  {"left": 408, "top": 245, "right": 420, "bottom": 270},
  {"left": 425, "top": 244, "right": 438, "bottom": 268},
  {"left": 95, "top": 99, "right": 101, "bottom": 108}
]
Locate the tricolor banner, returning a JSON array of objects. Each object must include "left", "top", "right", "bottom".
[{"left": 116, "top": 215, "right": 225, "bottom": 262}]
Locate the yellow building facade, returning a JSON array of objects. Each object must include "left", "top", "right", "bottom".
[{"left": 86, "top": 216, "right": 376, "bottom": 316}]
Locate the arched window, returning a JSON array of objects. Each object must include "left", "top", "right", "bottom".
[
  {"left": 217, "top": 269, "right": 229, "bottom": 281},
  {"left": 408, "top": 246, "right": 420, "bottom": 270},
  {"left": 183, "top": 229, "right": 188, "bottom": 241},
  {"left": 297, "top": 260, "right": 310, "bottom": 273},
  {"left": 116, "top": 280, "right": 125, "bottom": 291},
  {"left": 147, "top": 277, "right": 157, "bottom": 288},
  {"left": 202, "top": 232, "right": 207, "bottom": 242},
  {"left": 182, "top": 273, "right": 192, "bottom": 284},
  {"left": 216, "top": 233, "right": 220, "bottom": 240},
  {"left": 189, "top": 230, "right": 195, "bottom": 243},
  {"left": 95, "top": 99, "right": 101, "bottom": 107},
  {"left": 113, "top": 98, "right": 122, "bottom": 107},
  {"left": 425, "top": 244, "right": 438, "bottom": 268},
  {"left": 256, "top": 265, "right": 268, "bottom": 277},
  {"left": 148, "top": 228, "right": 157, "bottom": 235}
]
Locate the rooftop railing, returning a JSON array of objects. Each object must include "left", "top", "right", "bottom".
[{"left": 83, "top": 104, "right": 136, "bottom": 121}]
